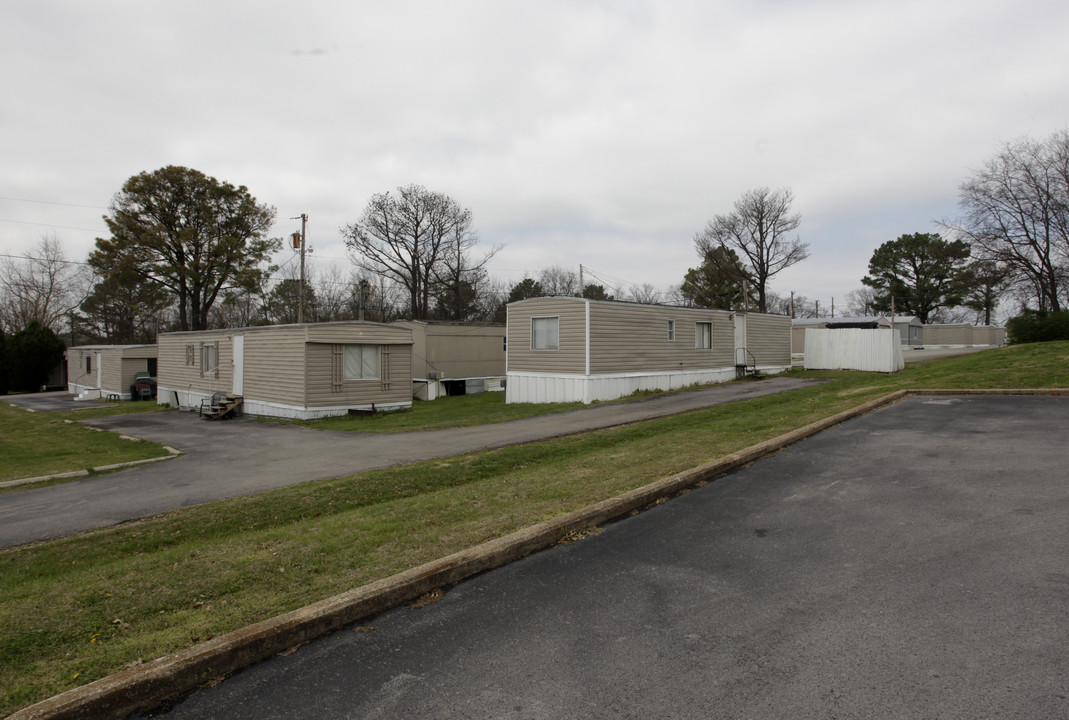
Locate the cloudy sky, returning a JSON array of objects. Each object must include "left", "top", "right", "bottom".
[{"left": 3, "top": 0, "right": 1068, "bottom": 311}]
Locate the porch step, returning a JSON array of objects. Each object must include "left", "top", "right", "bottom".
[{"left": 200, "top": 394, "right": 244, "bottom": 421}]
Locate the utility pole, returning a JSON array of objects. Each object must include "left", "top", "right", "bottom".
[
  {"left": 290, "top": 214, "right": 308, "bottom": 324},
  {"left": 578, "top": 264, "right": 584, "bottom": 297},
  {"left": 790, "top": 291, "right": 795, "bottom": 319}
]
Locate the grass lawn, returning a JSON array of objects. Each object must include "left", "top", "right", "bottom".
[
  {"left": 0, "top": 400, "right": 172, "bottom": 485},
  {"left": 1, "top": 342, "right": 1067, "bottom": 715},
  {"left": 278, "top": 391, "right": 586, "bottom": 432}
]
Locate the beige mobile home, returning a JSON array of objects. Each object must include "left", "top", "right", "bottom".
[
  {"left": 923, "top": 324, "right": 1006, "bottom": 347},
  {"left": 67, "top": 345, "right": 157, "bottom": 400},
  {"left": 505, "top": 297, "right": 791, "bottom": 404},
  {"left": 156, "top": 321, "right": 413, "bottom": 419},
  {"left": 390, "top": 320, "right": 506, "bottom": 400}
]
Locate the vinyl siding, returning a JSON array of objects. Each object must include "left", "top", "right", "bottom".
[
  {"left": 159, "top": 322, "right": 414, "bottom": 410},
  {"left": 156, "top": 331, "right": 234, "bottom": 396},
  {"left": 304, "top": 342, "right": 412, "bottom": 407},
  {"left": 923, "top": 324, "right": 972, "bottom": 345},
  {"left": 67, "top": 348, "right": 96, "bottom": 387},
  {"left": 393, "top": 321, "right": 507, "bottom": 379},
  {"left": 743, "top": 313, "right": 791, "bottom": 366},
  {"left": 506, "top": 298, "right": 587, "bottom": 374},
  {"left": 241, "top": 329, "right": 308, "bottom": 405},
  {"left": 588, "top": 303, "right": 734, "bottom": 373},
  {"left": 66, "top": 345, "right": 155, "bottom": 395}
]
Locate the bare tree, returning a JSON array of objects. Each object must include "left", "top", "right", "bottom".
[
  {"left": 433, "top": 218, "right": 501, "bottom": 321},
  {"left": 628, "top": 283, "right": 662, "bottom": 305},
  {"left": 695, "top": 187, "right": 808, "bottom": 313},
  {"left": 845, "top": 288, "right": 879, "bottom": 317},
  {"left": 949, "top": 130, "right": 1069, "bottom": 312},
  {"left": 342, "top": 185, "right": 479, "bottom": 320},
  {"left": 537, "top": 265, "right": 580, "bottom": 296},
  {"left": 0, "top": 233, "right": 91, "bottom": 334}
]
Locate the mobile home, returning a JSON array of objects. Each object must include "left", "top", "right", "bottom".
[
  {"left": 390, "top": 320, "right": 506, "bottom": 400},
  {"left": 505, "top": 297, "right": 791, "bottom": 404},
  {"left": 156, "top": 321, "right": 413, "bottom": 419},
  {"left": 67, "top": 344, "right": 157, "bottom": 400}
]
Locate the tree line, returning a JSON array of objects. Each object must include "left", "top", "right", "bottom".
[{"left": 3, "top": 128, "right": 1068, "bottom": 381}]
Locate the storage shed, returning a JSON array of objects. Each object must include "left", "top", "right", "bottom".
[
  {"left": 156, "top": 321, "right": 413, "bottom": 419},
  {"left": 390, "top": 320, "right": 506, "bottom": 400},
  {"left": 67, "top": 344, "right": 158, "bottom": 401},
  {"left": 505, "top": 297, "right": 791, "bottom": 404}
]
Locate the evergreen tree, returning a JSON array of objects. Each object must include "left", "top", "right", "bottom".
[{"left": 8, "top": 321, "right": 66, "bottom": 393}]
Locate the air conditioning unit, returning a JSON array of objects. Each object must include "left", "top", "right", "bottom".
[{"left": 427, "top": 371, "right": 438, "bottom": 380}]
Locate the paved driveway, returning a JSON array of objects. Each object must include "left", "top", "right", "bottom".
[
  {"left": 136, "top": 395, "right": 1069, "bottom": 720},
  {"left": 0, "top": 377, "right": 824, "bottom": 547},
  {"left": 0, "top": 390, "right": 113, "bottom": 413}
]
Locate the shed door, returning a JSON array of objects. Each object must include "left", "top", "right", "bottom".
[{"left": 232, "top": 335, "right": 244, "bottom": 395}]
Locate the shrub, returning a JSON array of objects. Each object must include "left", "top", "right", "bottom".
[{"left": 1006, "top": 309, "right": 1069, "bottom": 344}]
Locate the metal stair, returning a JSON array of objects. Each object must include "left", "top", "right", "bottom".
[{"left": 734, "top": 347, "right": 760, "bottom": 380}]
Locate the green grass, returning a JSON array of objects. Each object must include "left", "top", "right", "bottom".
[
  {"left": 1, "top": 342, "right": 1067, "bottom": 715},
  {"left": 278, "top": 390, "right": 585, "bottom": 432},
  {"left": 0, "top": 400, "right": 172, "bottom": 484}
]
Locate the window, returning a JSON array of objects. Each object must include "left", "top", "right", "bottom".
[
  {"left": 200, "top": 343, "right": 218, "bottom": 377},
  {"left": 86, "top": 356, "right": 92, "bottom": 373},
  {"left": 531, "top": 317, "right": 559, "bottom": 350},
  {"left": 667, "top": 320, "right": 676, "bottom": 341},
  {"left": 695, "top": 322, "right": 712, "bottom": 349},
  {"left": 344, "top": 344, "right": 381, "bottom": 380}
]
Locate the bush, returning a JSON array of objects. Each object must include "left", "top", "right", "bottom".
[
  {"left": 7, "top": 321, "right": 66, "bottom": 393},
  {"left": 0, "top": 328, "right": 8, "bottom": 395},
  {"left": 1006, "top": 309, "right": 1069, "bottom": 344}
]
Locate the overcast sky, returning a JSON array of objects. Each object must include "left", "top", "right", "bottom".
[{"left": 3, "top": 0, "right": 1068, "bottom": 312}]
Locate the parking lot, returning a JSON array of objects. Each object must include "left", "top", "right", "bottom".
[{"left": 137, "top": 394, "right": 1068, "bottom": 719}]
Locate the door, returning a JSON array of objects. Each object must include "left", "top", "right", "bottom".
[
  {"left": 232, "top": 335, "right": 244, "bottom": 395},
  {"left": 733, "top": 313, "right": 747, "bottom": 364}
]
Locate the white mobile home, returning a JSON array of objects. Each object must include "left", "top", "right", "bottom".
[
  {"left": 157, "top": 321, "right": 413, "bottom": 420},
  {"left": 390, "top": 321, "right": 506, "bottom": 400},
  {"left": 505, "top": 297, "right": 791, "bottom": 404},
  {"left": 67, "top": 345, "right": 157, "bottom": 400}
]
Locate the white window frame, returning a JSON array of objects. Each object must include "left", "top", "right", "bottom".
[
  {"left": 667, "top": 319, "right": 676, "bottom": 341},
  {"left": 200, "top": 343, "right": 219, "bottom": 377},
  {"left": 695, "top": 322, "right": 712, "bottom": 350},
  {"left": 343, "top": 344, "right": 381, "bottom": 381},
  {"left": 531, "top": 316, "right": 559, "bottom": 351}
]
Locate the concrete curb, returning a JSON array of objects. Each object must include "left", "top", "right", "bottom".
[
  {"left": 9, "top": 388, "right": 1067, "bottom": 720},
  {"left": 0, "top": 448, "right": 182, "bottom": 490}
]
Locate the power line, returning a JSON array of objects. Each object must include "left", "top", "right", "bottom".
[
  {"left": 0, "top": 217, "right": 104, "bottom": 233},
  {"left": 0, "top": 252, "right": 91, "bottom": 266},
  {"left": 0, "top": 195, "right": 107, "bottom": 210}
]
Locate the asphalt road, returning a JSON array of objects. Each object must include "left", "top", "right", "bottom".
[
  {"left": 0, "top": 377, "right": 823, "bottom": 548},
  {"left": 136, "top": 395, "right": 1069, "bottom": 720}
]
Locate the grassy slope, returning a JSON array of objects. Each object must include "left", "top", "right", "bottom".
[
  {"left": 0, "top": 401, "right": 171, "bottom": 483},
  {"left": 1, "top": 342, "right": 1067, "bottom": 714}
]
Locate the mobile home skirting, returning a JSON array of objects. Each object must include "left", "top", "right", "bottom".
[
  {"left": 160, "top": 385, "right": 411, "bottom": 420},
  {"left": 505, "top": 365, "right": 788, "bottom": 405}
]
